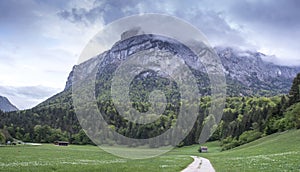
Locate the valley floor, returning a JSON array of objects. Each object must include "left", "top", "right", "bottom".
[{"left": 0, "top": 130, "right": 299, "bottom": 172}]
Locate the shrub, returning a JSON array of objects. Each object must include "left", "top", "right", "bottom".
[
  {"left": 238, "top": 130, "right": 262, "bottom": 145},
  {"left": 221, "top": 136, "right": 239, "bottom": 151}
]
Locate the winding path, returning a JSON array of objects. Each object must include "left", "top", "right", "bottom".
[{"left": 181, "top": 156, "right": 215, "bottom": 172}]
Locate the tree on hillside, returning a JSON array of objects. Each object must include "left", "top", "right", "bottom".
[{"left": 289, "top": 73, "right": 300, "bottom": 105}]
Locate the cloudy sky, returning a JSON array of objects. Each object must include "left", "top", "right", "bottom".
[{"left": 1, "top": 0, "right": 299, "bottom": 109}]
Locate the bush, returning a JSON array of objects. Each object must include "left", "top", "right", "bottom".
[
  {"left": 284, "top": 102, "right": 300, "bottom": 129},
  {"left": 221, "top": 130, "right": 262, "bottom": 151},
  {"left": 238, "top": 130, "right": 262, "bottom": 145},
  {"left": 0, "top": 132, "right": 5, "bottom": 144},
  {"left": 221, "top": 136, "right": 239, "bottom": 151}
]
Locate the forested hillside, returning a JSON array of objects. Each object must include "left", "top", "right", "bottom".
[
  {"left": 1, "top": 73, "right": 300, "bottom": 147},
  {"left": 219, "top": 73, "right": 300, "bottom": 150}
]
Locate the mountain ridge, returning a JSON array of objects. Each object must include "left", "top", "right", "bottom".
[
  {"left": 63, "top": 35, "right": 300, "bottom": 97},
  {"left": 39, "top": 34, "right": 300, "bottom": 116},
  {"left": 0, "top": 96, "right": 18, "bottom": 112}
]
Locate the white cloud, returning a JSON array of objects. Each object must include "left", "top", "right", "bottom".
[{"left": 0, "top": 85, "right": 60, "bottom": 109}]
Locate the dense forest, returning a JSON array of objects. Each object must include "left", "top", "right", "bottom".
[{"left": 1, "top": 72, "right": 300, "bottom": 150}]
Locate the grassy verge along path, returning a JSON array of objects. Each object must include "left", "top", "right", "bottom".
[{"left": 201, "top": 130, "right": 300, "bottom": 172}]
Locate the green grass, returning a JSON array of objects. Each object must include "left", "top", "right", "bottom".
[
  {"left": 201, "top": 129, "right": 300, "bottom": 172},
  {"left": 0, "top": 130, "right": 300, "bottom": 171},
  {"left": 0, "top": 144, "right": 194, "bottom": 172}
]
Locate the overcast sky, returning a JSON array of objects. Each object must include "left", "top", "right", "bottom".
[{"left": 1, "top": 0, "right": 300, "bottom": 109}]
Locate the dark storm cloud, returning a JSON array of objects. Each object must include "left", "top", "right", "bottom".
[
  {"left": 174, "top": 9, "right": 249, "bottom": 48},
  {"left": 220, "top": 0, "right": 300, "bottom": 65},
  {"left": 57, "top": 0, "right": 248, "bottom": 47},
  {"left": 57, "top": 0, "right": 300, "bottom": 65},
  {"left": 58, "top": 0, "right": 140, "bottom": 25}
]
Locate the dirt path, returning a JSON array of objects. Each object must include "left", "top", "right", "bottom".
[{"left": 181, "top": 156, "right": 215, "bottom": 172}]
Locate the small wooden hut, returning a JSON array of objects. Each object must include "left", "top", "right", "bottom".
[
  {"left": 200, "top": 146, "right": 208, "bottom": 153},
  {"left": 54, "top": 141, "right": 69, "bottom": 146}
]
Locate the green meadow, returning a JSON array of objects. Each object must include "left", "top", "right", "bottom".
[
  {"left": 202, "top": 129, "right": 300, "bottom": 172},
  {"left": 0, "top": 129, "right": 299, "bottom": 172},
  {"left": 0, "top": 144, "right": 193, "bottom": 172}
]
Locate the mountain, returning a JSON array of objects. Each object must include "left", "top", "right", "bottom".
[
  {"left": 216, "top": 47, "right": 300, "bottom": 96},
  {"left": 64, "top": 39, "right": 300, "bottom": 97},
  {"left": 0, "top": 96, "right": 18, "bottom": 112},
  {"left": 1, "top": 33, "right": 300, "bottom": 146}
]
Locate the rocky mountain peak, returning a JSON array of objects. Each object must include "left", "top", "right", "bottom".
[{"left": 64, "top": 34, "right": 300, "bottom": 96}]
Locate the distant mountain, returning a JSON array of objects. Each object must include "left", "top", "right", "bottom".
[
  {"left": 0, "top": 96, "right": 18, "bottom": 112},
  {"left": 215, "top": 47, "right": 300, "bottom": 96}
]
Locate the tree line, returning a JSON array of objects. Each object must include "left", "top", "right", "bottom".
[{"left": 1, "top": 72, "right": 300, "bottom": 149}]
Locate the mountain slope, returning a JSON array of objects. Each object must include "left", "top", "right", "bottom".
[
  {"left": 216, "top": 47, "right": 300, "bottom": 96},
  {"left": 64, "top": 44, "right": 300, "bottom": 97},
  {"left": 0, "top": 96, "right": 18, "bottom": 112},
  {"left": 202, "top": 129, "right": 300, "bottom": 172}
]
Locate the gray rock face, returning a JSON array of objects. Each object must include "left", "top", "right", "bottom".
[
  {"left": 216, "top": 47, "right": 300, "bottom": 95},
  {"left": 217, "top": 47, "right": 300, "bottom": 82},
  {"left": 0, "top": 96, "right": 18, "bottom": 112},
  {"left": 64, "top": 35, "right": 300, "bottom": 96}
]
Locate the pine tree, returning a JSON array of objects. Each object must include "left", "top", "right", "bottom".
[{"left": 289, "top": 73, "right": 300, "bottom": 105}]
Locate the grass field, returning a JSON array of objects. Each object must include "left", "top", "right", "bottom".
[
  {"left": 0, "top": 130, "right": 299, "bottom": 172},
  {"left": 0, "top": 143, "right": 197, "bottom": 172},
  {"left": 202, "top": 129, "right": 300, "bottom": 172}
]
